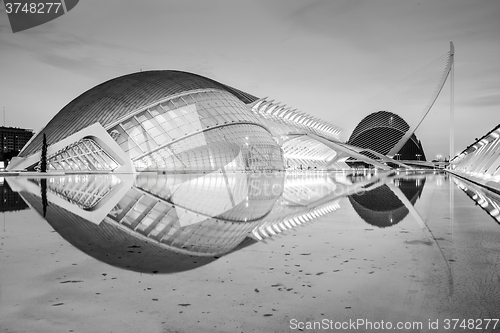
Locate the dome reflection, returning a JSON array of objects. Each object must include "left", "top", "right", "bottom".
[
  {"left": 348, "top": 177, "right": 426, "bottom": 228},
  {"left": 7, "top": 170, "right": 402, "bottom": 273},
  {"left": 11, "top": 172, "right": 283, "bottom": 273}
]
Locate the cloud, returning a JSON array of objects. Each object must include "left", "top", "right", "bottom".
[
  {"left": 37, "top": 52, "right": 104, "bottom": 73},
  {"left": 0, "top": 20, "right": 146, "bottom": 79},
  {"left": 462, "top": 94, "right": 500, "bottom": 107}
]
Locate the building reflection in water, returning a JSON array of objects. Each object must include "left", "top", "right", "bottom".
[
  {"left": 7, "top": 170, "right": 414, "bottom": 273},
  {"left": 454, "top": 177, "right": 500, "bottom": 223},
  {"left": 348, "top": 176, "right": 426, "bottom": 228},
  {"left": 0, "top": 178, "right": 29, "bottom": 213}
]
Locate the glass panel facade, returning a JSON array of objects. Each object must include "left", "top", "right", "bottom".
[
  {"left": 21, "top": 82, "right": 355, "bottom": 173},
  {"left": 134, "top": 172, "right": 283, "bottom": 222},
  {"left": 106, "top": 186, "right": 261, "bottom": 255},
  {"left": 47, "top": 138, "right": 119, "bottom": 172},
  {"left": 31, "top": 175, "right": 118, "bottom": 209},
  {"left": 134, "top": 124, "right": 283, "bottom": 172},
  {"left": 20, "top": 71, "right": 260, "bottom": 158},
  {"left": 106, "top": 89, "right": 283, "bottom": 172},
  {"left": 452, "top": 126, "right": 500, "bottom": 178}
]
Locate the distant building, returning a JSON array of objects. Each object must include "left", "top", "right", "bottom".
[
  {"left": 347, "top": 111, "right": 427, "bottom": 161},
  {"left": 0, "top": 126, "right": 34, "bottom": 164}
]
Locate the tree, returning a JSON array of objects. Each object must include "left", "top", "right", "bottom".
[
  {"left": 41, "top": 178, "right": 48, "bottom": 217},
  {"left": 40, "top": 133, "right": 47, "bottom": 173}
]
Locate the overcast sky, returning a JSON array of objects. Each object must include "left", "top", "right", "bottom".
[{"left": 1, "top": 0, "right": 499, "bottom": 159}]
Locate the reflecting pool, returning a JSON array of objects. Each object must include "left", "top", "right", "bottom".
[{"left": 1, "top": 170, "right": 499, "bottom": 332}]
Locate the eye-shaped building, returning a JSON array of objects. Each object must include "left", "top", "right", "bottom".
[{"left": 8, "top": 70, "right": 392, "bottom": 173}]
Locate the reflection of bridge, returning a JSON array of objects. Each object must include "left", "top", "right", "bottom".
[{"left": 399, "top": 160, "right": 449, "bottom": 169}]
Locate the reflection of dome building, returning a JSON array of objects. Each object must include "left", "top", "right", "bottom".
[
  {"left": 10, "top": 172, "right": 283, "bottom": 273},
  {"left": 7, "top": 171, "right": 349, "bottom": 272},
  {"left": 348, "top": 111, "right": 426, "bottom": 161},
  {"left": 348, "top": 178, "right": 426, "bottom": 228},
  {"left": 21, "top": 192, "right": 221, "bottom": 274}
]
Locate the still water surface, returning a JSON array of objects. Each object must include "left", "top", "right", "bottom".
[{"left": 1, "top": 171, "right": 499, "bottom": 332}]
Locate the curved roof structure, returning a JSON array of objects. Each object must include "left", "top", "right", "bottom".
[
  {"left": 20, "top": 71, "right": 258, "bottom": 158},
  {"left": 348, "top": 111, "right": 426, "bottom": 161},
  {"left": 451, "top": 124, "right": 500, "bottom": 179},
  {"left": 9, "top": 70, "right": 397, "bottom": 173}
]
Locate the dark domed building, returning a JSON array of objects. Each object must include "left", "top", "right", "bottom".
[{"left": 348, "top": 111, "right": 427, "bottom": 161}]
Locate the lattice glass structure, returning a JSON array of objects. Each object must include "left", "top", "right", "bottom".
[
  {"left": 12, "top": 72, "right": 292, "bottom": 173},
  {"left": 451, "top": 125, "right": 500, "bottom": 178},
  {"left": 454, "top": 177, "right": 500, "bottom": 223},
  {"left": 249, "top": 98, "right": 343, "bottom": 170},
  {"left": 47, "top": 138, "right": 119, "bottom": 171},
  {"left": 107, "top": 89, "right": 283, "bottom": 172},
  {"left": 102, "top": 172, "right": 283, "bottom": 255},
  {"left": 18, "top": 72, "right": 260, "bottom": 157},
  {"left": 348, "top": 111, "right": 426, "bottom": 161},
  {"left": 281, "top": 136, "right": 338, "bottom": 170},
  {"left": 32, "top": 174, "right": 118, "bottom": 209}
]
